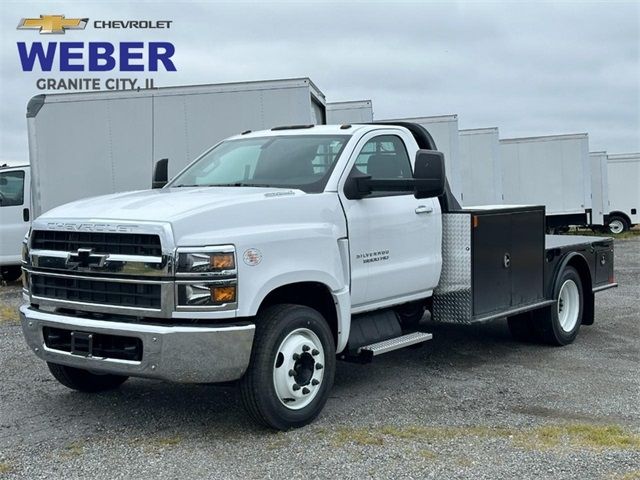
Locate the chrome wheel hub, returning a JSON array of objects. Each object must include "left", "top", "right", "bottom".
[{"left": 273, "top": 328, "right": 325, "bottom": 410}]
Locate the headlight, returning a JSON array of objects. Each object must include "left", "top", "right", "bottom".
[
  {"left": 175, "top": 246, "right": 237, "bottom": 310},
  {"left": 177, "top": 247, "right": 236, "bottom": 274}
]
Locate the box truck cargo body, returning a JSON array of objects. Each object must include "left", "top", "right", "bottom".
[
  {"left": 26, "top": 77, "right": 327, "bottom": 218},
  {"left": 326, "top": 100, "right": 373, "bottom": 124},
  {"left": 0, "top": 164, "right": 30, "bottom": 281},
  {"left": 381, "top": 115, "right": 462, "bottom": 199},
  {"left": 459, "top": 127, "right": 503, "bottom": 206},
  {"left": 589, "top": 151, "right": 609, "bottom": 228},
  {"left": 500, "top": 133, "right": 592, "bottom": 229},
  {"left": 607, "top": 153, "right": 640, "bottom": 232}
]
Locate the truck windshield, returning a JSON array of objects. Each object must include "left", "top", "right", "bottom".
[{"left": 169, "top": 135, "right": 350, "bottom": 193}]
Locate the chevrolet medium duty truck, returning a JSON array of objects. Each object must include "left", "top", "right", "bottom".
[{"left": 19, "top": 122, "right": 616, "bottom": 430}]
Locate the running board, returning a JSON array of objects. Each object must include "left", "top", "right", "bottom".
[{"left": 356, "top": 332, "right": 433, "bottom": 362}]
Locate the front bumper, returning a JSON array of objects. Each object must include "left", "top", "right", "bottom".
[{"left": 20, "top": 305, "right": 255, "bottom": 383}]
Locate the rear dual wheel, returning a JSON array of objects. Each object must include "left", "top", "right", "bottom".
[{"left": 507, "top": 266, "right": 583, "bottom": 346}]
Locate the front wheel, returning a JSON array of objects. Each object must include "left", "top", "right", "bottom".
[
  {"left": 0, "top": 265, "right": 22, "bottom": 282},
  {"left": 240, "top": 304, "right": 336, "bottom": 430}
]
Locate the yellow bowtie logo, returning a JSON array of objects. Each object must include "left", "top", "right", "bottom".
[{"left": 17, "top": 15, "right": 88, "bottom": 34}]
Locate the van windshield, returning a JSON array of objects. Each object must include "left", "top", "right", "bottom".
[
  {"left": 0, "top": 170, "right": 25, "bottom": 207},
  {"left": 169, "top": 135, "right": 351, "bottom": 193}
]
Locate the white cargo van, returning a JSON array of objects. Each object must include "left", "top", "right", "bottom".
[
  {"left": 459, "top": 127, "right": 503, "bottom": 206},
  {"left": 500, "top": 134, "right": 593, "bottom": 231},
  {"left": 607, "top": 153, "right": 640, "bottom": 233},
  {"left": 0, "top": 164, "right": 31, "bottom": 281}
]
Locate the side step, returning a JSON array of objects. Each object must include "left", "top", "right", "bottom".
[{"left": 357, "top": 332, "right": 433, "bottom": 362}]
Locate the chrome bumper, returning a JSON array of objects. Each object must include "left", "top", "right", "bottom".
[{"left": 20, "top": 305, "right": 255, "bottom": 383}]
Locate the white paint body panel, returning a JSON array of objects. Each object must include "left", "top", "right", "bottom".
[
  {"left": 607, "top": 153, "right": 640, "bottom": 225},
  {"left": 459, "top": 127, "right": 503, "bottom": 206},
  {"left": 589, "top": 152, "right": 609, "bottom": 226},
  {"left": 382, "top": 115, "right": 462, "bottom": 201},
  {"left": 500, "top": 134, "right": 592, "bottom": 218},
  {"left": 0, "top": 166, "right": 31, "bottom": 266}
]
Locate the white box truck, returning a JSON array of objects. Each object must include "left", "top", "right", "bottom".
[
  {"left": 500, "top": 133, "right": 593, "bottom": 231},
  {"left": 459, "top": 127, "right": 503, "bottom": 206},
  {"left": 1, "top": 78, "right": 328, "bottom": 280},
  {"left": 0, "top": 164, "right": 31, "bottom": 281},
  {"left": 19, "top": 122, "right": 616, "bottom": 430},
  {"left": 606, "top": 153, "right": 640, "bottom": 233},
  {"left": 381, "top": 115, "right": 462, "bottom": 200},
  {"left": 326, "top": 100, "right": 373, "bottom": 124},
  {"left": 589, "top": 151, "right": 609, "bottom": 231}
]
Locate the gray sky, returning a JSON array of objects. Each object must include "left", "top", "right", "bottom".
[{"left": 1, "top": 0, "right": 638, "bottom": 163}]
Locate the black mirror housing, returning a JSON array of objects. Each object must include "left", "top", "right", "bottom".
[
  {"left": 413, "top": 150, "right": 445, "bottom": 199},
  {"left": 152, "top": 158, "right": 169, "bottom": 189}
]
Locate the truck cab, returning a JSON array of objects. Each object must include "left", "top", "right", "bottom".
[
  {"left": 0, "top": 164, "right": 31, "bottom": 281},
  {"left": 19, "top": 124, "right": 616, "bottom": 430}
]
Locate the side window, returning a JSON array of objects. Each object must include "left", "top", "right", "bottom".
[
  {"left": 353, "top": 135, "right": 412, "bottom": 180},
  {"left": 0, "top": 170, "right": 25, "bottom": 207}
]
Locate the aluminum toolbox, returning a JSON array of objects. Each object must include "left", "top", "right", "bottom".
[{"left": 433, "top": 205, "right": 546, "bottom": 323}]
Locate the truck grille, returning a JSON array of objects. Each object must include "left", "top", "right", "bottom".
[
  {"left": 31, "top": 273, "right": 162, "bottom": 309},
  {"left": 32, "top": 230, "right": 162, "bottom": 256}
]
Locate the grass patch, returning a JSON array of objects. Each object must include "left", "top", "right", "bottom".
[
  {"left": 565, "top": 228, "right": 640, "bottom": 240},
  {"left": 419, "top": 449, "right": 437, "bottom": 460},
  {"left": 0, "top": 462, "right": 12, "bottom": 474},
  {"left": 140, "top": 435, "right": 183, "bottom": 450},
  {"left": 60, "top": 441, "right": 84, "bottom": 459},
  {"left": 516, "top": 424, "right": 640, "bottom": 450},
  {"left": 616, "top": 471, "right": 640, "bottom": 480},
  {"left": 0, "top": 304, "right": 19, "bottom": 325},
  {"left": 327, "top": 423, "right": 640, "bottom": 452}
]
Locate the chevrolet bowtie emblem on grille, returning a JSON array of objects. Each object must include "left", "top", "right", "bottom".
[
  {"left": 17, "top": 15, "right": 88, "bottom": 34},
  {"left": 66, "top": 248, "right": 108, "bottom": 269}
]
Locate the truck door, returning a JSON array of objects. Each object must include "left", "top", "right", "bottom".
[
  {"left": 0, "top": 167, "right": 31, "bottom": 265},
  {"left": 339, "top": 130, "right": 442, "bottom": 310}
]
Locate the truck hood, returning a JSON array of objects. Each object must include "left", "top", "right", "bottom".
[
  {"left": 35, "top": 187, "right": 346, "bottom": 247},
  {"left": 40, "top": 187, "right": 304, "bottom": 223}
]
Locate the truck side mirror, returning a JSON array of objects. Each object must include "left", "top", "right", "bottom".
[
  {"left": 152, "top": 158, "right": 169, "bottom": 189},
  {"left": 413, "top": 150, "right": 445, "bottom": 199},
  {"left": 343, "top": 170, "right": 373, "bottom": 200}
]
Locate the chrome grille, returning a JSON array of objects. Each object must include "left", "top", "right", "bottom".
[
  {"left": 32, "top": 230, "right": 162, "bottom": 256},
  {"left": 31, "top": 273, "right": 162, "bottom": 309}
]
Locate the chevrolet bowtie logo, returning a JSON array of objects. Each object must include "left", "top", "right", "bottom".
[
  {"left": 66, "top": 248, "right": 108, "bottom": 269},
  {"left": 17, "top": 15, "right": 88, "bottom": 34}
]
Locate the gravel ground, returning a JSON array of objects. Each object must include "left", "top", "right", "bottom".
[{"left": 0, "top": 237, "right": 638, "bottom": 480}]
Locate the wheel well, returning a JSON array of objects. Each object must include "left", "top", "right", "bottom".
[
  {"left": 566, "top": 256, "right": 594, "bottom": 326},
  {"left": 608, "top": 211, "right": 631, "bottom": 226},
  {"left": 258, "top": 282, "right": 338, "bottom": 344}
]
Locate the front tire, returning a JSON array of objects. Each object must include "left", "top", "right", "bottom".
[
  {"left": 240, "top": 304, "right": 336, "bottom": 430},
  {"left": 536, "top": 266, "right": 584, "bottom": 346},
  {"left": 0, "top": 265, "right": 22, "bottom": 282},
  {"left": 47, "top": 363, "right": 128, "bottom": 392}
]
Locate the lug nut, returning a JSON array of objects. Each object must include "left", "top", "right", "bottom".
[
  {"left": 312, "top": 349, "right": 320, "bottom": 356},
  {"left": 292, "top": 384, "right": 301, "bottom": 391},
  {"left": 311, "top": 379, "right": 320, "bottom": 386},
  {"left": 302, "top": 387, "right": 310, "bottom": 395},
  {"left": 315, "top": 363, "right": 323, "bottom": 370},
  {"left": 302, "top": 345, "right": 310, "bottom": 352},
  {"left": 288, "top": 369, "right": 296, "bottom": 377},
  {"left": 293, "top": 353, "right": 300, "bottom": 361}
]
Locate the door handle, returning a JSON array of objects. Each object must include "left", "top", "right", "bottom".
[
  {"left": 23, "top": 208, "right": 30, "bottom": 222},
  {"left": 415, "top": 205, "right": 433, "bottom": 215}
]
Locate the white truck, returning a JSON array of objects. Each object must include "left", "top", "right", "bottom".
[
  {"left": 500, "top": 133, "right": 594, "bottom": 232},
  {"left": 606, "top": 153, "right": 640, "bottom": 233},
  {"left": 0, "top": 164, "right": 31, "bottom": 281},
  {"left": 19, "top": 122, "right": 616, "bottom": 430}
]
